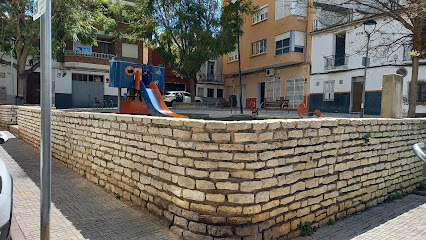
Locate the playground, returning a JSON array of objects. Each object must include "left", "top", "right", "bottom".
[{"left": 104, "top": 58, "right": 331, "bottom": 120}]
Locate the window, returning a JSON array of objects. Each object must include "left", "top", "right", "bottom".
[
  {"left": 323, "top": 81, "right": 335, "bottom": 101},
  {"left": 285, "top": 78, "right": 304, "bottom": 108},
  {"left": 74, "top": 42, "right": 91, "bottom": 54},
  {"left": 122, "top": 43, "right": 138, "bottom": 59},
  {"left": 267, "top": 77, "right": 281, "bottom": 101},
  {"left": 100, "top": 42, "right": 110, "bottom": 54},
  {"left": 294, "top": 31, "right": 305, "bottom": 53},
  {"left": 275, "top": 0, "right": 306, "bottom": 20},
  {"left": 275, "top": 34, "right": 290, "bottom": 55},
  {"left": 275, "top": 31, "right": 305, "bottom": 56},
  {"left": 197, "top": 87, "right": 204, "bottom": 97},
  {"left": 228, "top": 50, "right": 239, "bottom": 62},
  {"left": 417, "top": 82, "right": 426, "bottom": 102},
  {"left": 207, "top": 88, "right": 214, "bottom": 97},
  {"left": 251, "top": 39, "right": 267, "bottom": 56},
  {"left": 72, "top": 73, "right": 104, "bottom": 82},
  {"left": 252, "top": 5, "right": 268, "bottom": 24},
  {"left": 217, "top": 89, "right": 224, "bottom": 98}
]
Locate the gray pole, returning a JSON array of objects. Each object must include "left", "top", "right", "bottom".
[
  {"left": 10, "top": 49, "right": 14, "bottom": 104},
  {"left": 236, "top": 0, "right": 243, "bottom": 114},
  {"left": 118, "top": 88, "right": 122, "bottom": 113},
  {"left": 40, "top": 0, "right": 52, "bottom": 239},
  {"left": 360, "top": 33, "right": 370, "bottom": 118}
]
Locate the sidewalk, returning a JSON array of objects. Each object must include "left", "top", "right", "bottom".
[
  {"left": 0, "top": 131, "right": 178, "bottom": 240},
  {"left": 296, "top": 193, "right": 426, "bottom": 240}
]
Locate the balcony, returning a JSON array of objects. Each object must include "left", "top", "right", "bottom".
[
  {"left": 324, "top": 54, "right": 349, "bottom": 70},
  {"left": 198, "top": 74, "right": 223, "bottom": 84},
  {"left": 64, "top": 50, "right": 115, "bottom": 59}
]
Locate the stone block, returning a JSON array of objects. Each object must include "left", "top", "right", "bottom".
[{"left": 228, "top": 194, "right": 255, "bottom": 204}]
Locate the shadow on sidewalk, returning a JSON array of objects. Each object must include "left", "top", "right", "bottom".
[
  {"left": 2, "top": 138, "right": 177, "bottom": 240},
  {"left": 296, "top": 193, "right": 426, "bottom": 240}
]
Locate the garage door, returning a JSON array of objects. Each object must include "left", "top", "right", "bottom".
[{"left": 72, "top": 73, "right": 104, "bottom": 108}]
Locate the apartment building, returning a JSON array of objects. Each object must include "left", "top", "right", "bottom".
[
  {"left": 196, "top": 57, "right": 224, "bottom": 104},
  {"left": 309, "top": 2, "right": 426, "bottom": 115},
  {"left": 223, "top": 0, "right": 313, "bottom": 109}
]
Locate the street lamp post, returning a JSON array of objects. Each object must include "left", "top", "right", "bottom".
[
  {"left": 231, "top": 0, "right": 243, "bottom": 114},
  {"left": 6, "top": 37, "right": 16, "bottom": 104},
  {"left": 360, "top": 19, "right": 377, "bottom": 118}
]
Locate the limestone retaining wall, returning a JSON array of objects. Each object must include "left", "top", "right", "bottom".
[
  {"left": 0, "top": 105, "right": 17, "bottom": 127},
  {"left": 16, "top": 106, "right": 426, "bottom": 239}
]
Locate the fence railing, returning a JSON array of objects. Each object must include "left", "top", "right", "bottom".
[
  {"left": 198, "top": 74, "right": 223, "bottom": 83},
  {"left": 324, "top": 54, "right": 349, "bottom": 70},
  {"left": 64, "top": 50, "right": 116, "bottom": 59}
]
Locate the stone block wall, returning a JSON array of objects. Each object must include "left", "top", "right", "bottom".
[
  {"left": 0, "top": 105, "right": 17, "bottom": 127},
  {"left": 16, "top": 106, "right": 426, "bottom": 239}
]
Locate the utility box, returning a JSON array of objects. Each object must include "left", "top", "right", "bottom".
[{"left": 381, "top": 74, "right": 403, "bottom": 118}]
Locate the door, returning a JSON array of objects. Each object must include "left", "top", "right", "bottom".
[
  {"left": 335, "top": 33, "right": 346, "bottom": 66},
  {"left": 183, "top": 92, "right": 191, "bottom": 102},
  {"left": 351, "top": 78, "right": 363, "bottom": 112},
  {"left": 285, "top": 78, "right": 304, "bottom": 108},
  {"left": 207, "top": 61, "right": 215, "bottom": 81},
  {"left": 72, "top": 75, "right": 104, "bottom": 107},
  {"left": 257, "top": 82, "right": 265, "bottom": 108},
  {"left": 27, "top": 72, "right": 40, "bottom": 104}
]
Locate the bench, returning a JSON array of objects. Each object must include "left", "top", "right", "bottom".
[{"left": 260, "top": 100, "right": 290, "bottom": 113}]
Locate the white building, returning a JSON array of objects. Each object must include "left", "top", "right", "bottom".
[
  {"left": 0, "top": 39, "right": 145, "bottom": 108},
  {"left": 196, "top": 57, "right": 224, "bottom": 104},
  {"left": 309, "top": 2, "right": 426, "bottom": 115}
]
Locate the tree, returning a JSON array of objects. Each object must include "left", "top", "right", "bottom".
[
  {"left": 321, "top": 0, "right": 425, "bottom": 117},
  {"left": 125, "top": 0, "right": 254, "bottom": 101},
  {"left": 0, "top": 0, "right": 120, "bottom": 102}
]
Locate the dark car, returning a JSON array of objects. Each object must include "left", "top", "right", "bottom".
[{"left": 0, "top": 132, "right": 12, "bottom": 240}]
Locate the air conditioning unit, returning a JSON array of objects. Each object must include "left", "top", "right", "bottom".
[{"left": 266, "top": 68, "right": 275, "bottom": 77}]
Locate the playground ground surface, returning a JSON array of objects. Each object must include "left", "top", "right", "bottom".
[{"left": 62, "top": 107, "right": 380, "bottom": 120}]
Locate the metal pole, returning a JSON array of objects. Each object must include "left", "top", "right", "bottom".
[
  {"left": 236, "top": 0, "right": 243, "bottom": 114},
  {"left": 360, "top": 33, "right": 370, "bottom": 118},
  {"left": 118, "top": 88, "right": 122, "bottom": 113},
  {"left": 40, "top": 0, "right": 52, "bottom": 239},
  {"left": 10, "top": 49, "right": 14, "bottom": 104}
]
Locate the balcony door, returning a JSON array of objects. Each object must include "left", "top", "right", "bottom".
[
  {"left": 207, "top": 61, "right": 215, "bottom": 81},
  {"left": 335, "top": 33, "right": 346, "bottom": 66}
]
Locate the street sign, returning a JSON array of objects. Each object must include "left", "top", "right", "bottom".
[
  {"left": 396, "top": 67, "right": 408, "bottom": 77},
  {"left": 33, "top": 0, "right": 46, "bottom": 20}
]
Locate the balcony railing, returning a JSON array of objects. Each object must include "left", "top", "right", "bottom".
[
  {"left": 64, "top": 50, "right": 116, "bottom": 59},
  {"left": 198, "top": 74, "right": 223, "bottom": 83},
  {"left": 324, "top": 54, "right": 349, "bottom": 70}
]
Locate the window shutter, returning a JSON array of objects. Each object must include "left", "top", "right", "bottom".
[
  {"left": 275, "top": 32, "right": 291, "bottom": 42},
  {"left": 294, "top": 31, "right": 305, "bottom": 46}
]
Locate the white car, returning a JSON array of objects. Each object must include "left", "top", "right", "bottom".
[
  {"left": 0, "top": 155, "right": 12, "bottom": 240},
  {"left": 163, "top": 91, "right": 203, "bottom": 106}
]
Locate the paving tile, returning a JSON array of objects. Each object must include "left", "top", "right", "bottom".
[{"left": 0, "top": 135, "right": 179, "bottom": 240}]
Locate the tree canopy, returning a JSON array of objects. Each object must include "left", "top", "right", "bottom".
[
  {"left": 0, "top": 0, "right": 120, "bottom": 100},
  {"left": 125, "top": 0, "right": 254, "bottom": 100}
]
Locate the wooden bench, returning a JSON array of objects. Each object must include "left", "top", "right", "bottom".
[{"left": 260, "top": 100, "right": 290, "bottom": 112}]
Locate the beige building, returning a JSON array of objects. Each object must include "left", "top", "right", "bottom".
[{"left": 223, "top": 0, "right": 313, "bottom": 109}]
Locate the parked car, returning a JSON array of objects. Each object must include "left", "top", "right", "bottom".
[
  {"left": 0, "top": 157, "right": 12, "bottom": 240},
  {"left": 163, "top": 91, "right": 202, "bottom": 106}
]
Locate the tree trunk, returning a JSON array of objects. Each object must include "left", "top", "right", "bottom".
[
  {"left": 17, "top": 67, "right": 27, "bottom": 103},
  {"left": 189, "top": 77, "right": 196, "bottom": 102},
  {"left": 407, "top": 55, "right": 419, "bottom": 118}
]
